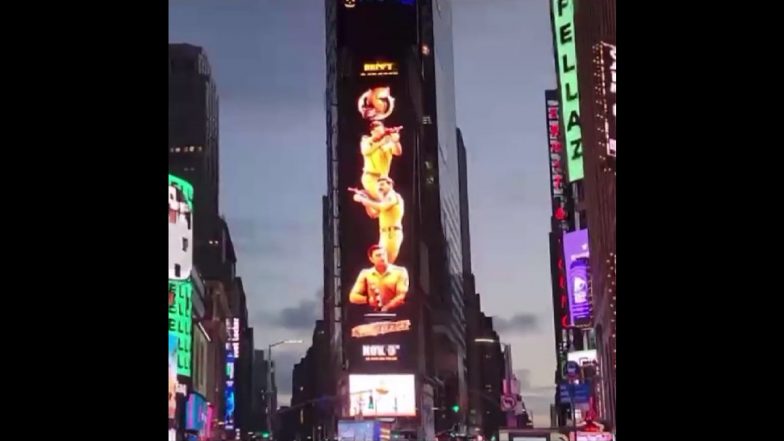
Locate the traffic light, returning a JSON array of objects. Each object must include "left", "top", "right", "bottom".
[
  {"left": 261, "top": 431, "right": 270, "bottom": 439},
  {"left": 451, "top": 404, "right": 460, "bottom": 413}
]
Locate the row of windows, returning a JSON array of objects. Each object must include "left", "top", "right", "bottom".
[{"left": 170, "top": 146, "right": 203, "bottom": 153}]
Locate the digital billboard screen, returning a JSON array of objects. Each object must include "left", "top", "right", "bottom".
[
  {"left": 545, "top": 90, "right": 569, "bottom": 231},
  {"left": 551, "top": 0, "right": 583, "bottom": 182},
  {"left": 563, "top": 229, "right": 592, "bottom": 328},
  {"left": 169, "top": 279, "right": 193, "bottom": 377},
  {"left": 225, "top": 351, "right": 236, "bottom": 430},
  {"left": 349, "top": 374, "right": 416, "bottom": 417},
  {"left": 168, "top": 332, "right": 178, "bottom": 420},
  {"left": 169, "top": 174, "right": 194, "bottom": 281},
  {"left": 339, "top": 54, "right": 416, "bottom": 372},
  {"left": 186, "top": 393, "right": 208, "bottom": 432},
  {"left": 595, "top": 42, "right": 616, "bottom": 158},
  {"left": 338, "top": 420, "right": 382, "bottom": 441}
]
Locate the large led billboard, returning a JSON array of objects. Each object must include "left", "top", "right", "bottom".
[
  {"left": 169, "top": 174, "right": 194, "bottom": 281},
  {"left": 348, "top": 374, "right": 416, "bottom": 417},
  {"left": 551, "top": 0, "right": 584, "bottom": 182},
  {"left": 169, "top": 279, "right": 193, "bottom": 377},
  {"left": 563, "top": 229, "right": 592, "bottom": 328},
  {"left": 339, "top": 53, "right": 416, "bottom": 372},
  {"left": 545, "top": 90, "right": 569, "bottom": 232},
  {"left": 595, "top": 42, "right": 616, "bottom": 158},
  {"left": 338, "top": 420, "right": 383, "bottom": 441}
]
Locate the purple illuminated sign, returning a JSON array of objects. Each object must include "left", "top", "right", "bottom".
[{"left": 563, "top": 229, "right": 592, "bottom": 328}]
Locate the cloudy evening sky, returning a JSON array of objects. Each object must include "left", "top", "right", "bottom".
[{"left": 169, "top": 0, "right": 557, "bottom": 426}]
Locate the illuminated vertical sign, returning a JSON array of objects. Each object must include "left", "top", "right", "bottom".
[
  {"left": 552, "top": 0, "right": 583, "bottom": 182},
  {"left": 595, "top": 42, "right": 616, "bottom": 158},
  {"left": 168, "top": 332, "right": 179, "bottom": 421},
  {"left": 169, "top": 280, "right": 193, "bottom": 377},
  {"left": 550, "top": 233, "right": 570, "bottom": 380},
  {"left": 545, "top": 90, "right": 569, "bottom": 232},
  {"left": 226, "top": 317, "right": 240, "bottom": 358},
  {"left": 563, "top": 229, "right": 592, "bottom": 328},
  {"left": 225, "top": 351, "right": 236, "bottom": 431},
  {"left": 169, "top": 174, "right": 194, "bottom": 280}
]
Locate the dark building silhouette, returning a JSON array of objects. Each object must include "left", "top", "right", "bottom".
[
  {"left": 168, "top": 43, "right": 222, "bottom": 278},
  {"left": 475, "top": 314, "right": 505, "bottom": 439},
  {"left": 290, "top": 321, "right": 330, "bottom": 441}
]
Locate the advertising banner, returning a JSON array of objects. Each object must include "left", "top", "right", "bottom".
[
  {"left": 168, "top": 332, "right": 179, "bottom": 421},
  {"left": 169, "top": 174, "right": 194, "bottom": 281},
  {"left": 348, "top": 374, "right": 416, "bottom": 417},
  {"left": 225, "top": 352, "right": 236, "bottom": 431},
  {"left": 169, "top": 279, "right": 193, "bottom": 377},
  {"left": 340, "top": 54, "right": 416, "bottom": 373},
  {"left": 186, "top": 393, "right": 208, "bottom": 432},
  {"left": 551, "top": 0, "right": 584, "bottom": 182},
  {"left": 596, "top": 42, "right": 616, "bottom": 158},
  {"left": 338, "top": 420, "right": 382, "bottom": 441},
  {"left": 545, "top": 90, "right": 569, "bottom": 231},
  {"left": 563, "top": 229, "right": 591, "bottom": 328}
]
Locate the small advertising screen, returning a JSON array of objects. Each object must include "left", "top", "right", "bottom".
[
  {"left": 168, "top": 332, "right": 179, "bottom": 420},
  {"left": 186, "top": 393, "right": 208, "bottom": 432},
  {"left": 338, "top": 420, "right": 381, "bottom": 441},
  {"left": 169, "top": 174, "right": 194, "bottom": 281},
  {"left": 348, "top": 374, "right": 416, "bottom": 417},
  {"left": 225, "top": 351, "right": 236, "bottom": 430},
  {"left": 563, "top": 229, "right": 592, "bottom": 328}
]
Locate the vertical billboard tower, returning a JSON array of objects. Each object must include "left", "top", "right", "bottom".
[
  {"left": 169, "top": 174, "right": 194, "bottom": 437},
  {"left": 336, "top": 0, "right": 420, "bottom": 426},
  {"left": 551, "top": 0, "right": 584, "bottom": 182}
]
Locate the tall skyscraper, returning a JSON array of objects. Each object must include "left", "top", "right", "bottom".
[
  {"left": 169, "top": 43, "right": 222, "bottom": 277},
  {"left": 323, "top": 0, "right": 468, "bottom": 437},
  {"left": 548, "top": 0, "right": 616, "bottom": 429}
]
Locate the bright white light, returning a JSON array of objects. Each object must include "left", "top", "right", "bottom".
[{"left": 349, "top": 374, "right": 416, "bottom": 417}]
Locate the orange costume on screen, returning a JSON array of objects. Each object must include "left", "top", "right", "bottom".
[
  {"left": 352, "top": 177, "right": 404, "bottom": 263},
  {"left": 360, "top": 121, "right": 402, "bottom": 201},
  {"left": 349, "top": 245, "right": 409, "bottom": 312}
]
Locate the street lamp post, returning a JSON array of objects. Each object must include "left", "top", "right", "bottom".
[{"left": 266, "top": 340, "right": 303, "bottom": 439}]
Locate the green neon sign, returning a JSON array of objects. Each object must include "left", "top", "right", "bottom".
[
  {"left": 169, "top": 279, "right": 193, "bottom": 377},
  {"left": 169, "top": 174, "right": 194, "bottom": 212},
  {"left": 552, "top": 0, "right": 583, "bottom": 182}
]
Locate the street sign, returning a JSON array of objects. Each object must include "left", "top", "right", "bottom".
[
  {"left": 565, "top": 361, "right": 580, "bottom": 378},
  {"left": 558, "top": 383, "right": 590, "bottom": 404}
]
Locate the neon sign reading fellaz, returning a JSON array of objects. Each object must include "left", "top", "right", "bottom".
[{"left": 552, "top": 0, "right": 584, "bottom": 182}]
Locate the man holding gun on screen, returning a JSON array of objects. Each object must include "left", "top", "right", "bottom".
[{"left": 359, "top": 121, "right": 402, "bottom": 201}]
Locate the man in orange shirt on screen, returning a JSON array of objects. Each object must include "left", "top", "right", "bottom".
[{"left": 349, "top": 245, "right": 409, "bottom": 313}]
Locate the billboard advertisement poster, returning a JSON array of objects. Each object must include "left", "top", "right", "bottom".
[
  {"left": 168, "top": 332, "right": 178, "bottom": 421},
  {"left": 563, "top": 229, "right": 592, "bottom": 328},
  {"left": 545, "top": 90, "right": 569, "bottom": 231},
  {"left": 169, "top": 174, "right": 194, "bottom": 281},
  {"left": 551, "top": 0, "right": 584, "bottom": 182},
  {"left": 186, "top": 393, "right": 208, "bottom": 432},
  {"left": 594, "top": 42, "right": 616, "bottom": 158},
  {"left": 340, "top": 55, "right": 416, "bottom": 372},
  {"left": 225, "top": 351, "right": 236, "bottom": 430},
  {"left": 348, "top": 374, "right": 416, "bottom": 417},
  {"left": 168, "top": 279, "right": 193, "bottom": 377},
  {"left": 338, "top": 420, "right": 382, "bottom": 441},
  {"left": 575, "top": 433, "right": 613, "bottom": 441}
]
